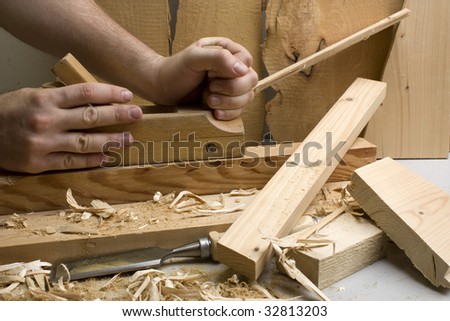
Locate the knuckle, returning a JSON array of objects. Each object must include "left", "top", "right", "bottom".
[
  {"left": 80, "top": 83, "right": 96, "bottom": 101},
  {"left": 23, "top": 135, "right": 46, "bottom": 153},
  {"left": 82, "top": 105, "right": 99, "bottom": 125},
  {"left": 27, "top": 112, "right": 53, "bottom": 133},
  {"left": 29, "top": 90, "right": 50, "bottom": 107},
  {"left": 62, "top": 154, "right": 76, "bottom": 169},
  {"left": 75, "top": 133, "right": 91, "bottom": 153}
]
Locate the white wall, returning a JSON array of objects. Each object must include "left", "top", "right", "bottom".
[{"left": 0, "top": 28, "right": 57, "bottom": 93}]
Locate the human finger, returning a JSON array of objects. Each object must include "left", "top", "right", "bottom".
[
  {"left": 206, "top": 90, "right": 254, "bottom": 111},
  {"left": 208, "top": 68, "right": 258, "bottom": 96},
  {"left": 59, "top": 104, "right": 142, "bottom": 130},
  {"left": 213, "top": 108, "right": 244, "bottom": 121},
  {"left": 35, "top": 152, "right": 108, "bottom": 172},
  {"left": 44, "top": 132, "right": 133, "bottom": 154},
  {"left": 50, "top": 83, "right": 134, "bottom": 108},
  {"left": 185, "top": 44, "right": 249, "bottom": 79},
  {"left": 197, "top": 37, "right": 253, "bottom": 67}
]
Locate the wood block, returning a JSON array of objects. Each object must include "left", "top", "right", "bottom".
[
  {"left": 365, "top": 0, "right": 450, "bottom": 158},
  {"left": 349, "top": 158, "right": 450, "bottom": 288},
  {"left": 0, "top": 138, "right": 376, "bottom": 215},
  {"left": 216, "top": 78, "right": 386, "bottom": 280},
  {"left": 288, "top": 213, "right": 386, "bottom": 289}
]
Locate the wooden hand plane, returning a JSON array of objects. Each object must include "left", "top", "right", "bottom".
[{"left": 52, "top": 53, "right": 245, "bottom": 166}]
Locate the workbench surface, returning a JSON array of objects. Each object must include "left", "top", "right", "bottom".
[{"left": 322, "top": 155, "right": 450, "bottom": 300}]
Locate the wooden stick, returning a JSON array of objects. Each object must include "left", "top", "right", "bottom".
[
  {"left": 254, "top": 8, "right": 410, "bottom": 93},
  {"left": 216, "top": 78, "right": 386, "bottom": 280},
  {"left": 349, "top": 157, "right": 450, "bottom": 288}
]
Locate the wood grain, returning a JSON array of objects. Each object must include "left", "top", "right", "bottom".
[
  {"left": 263, "top": 0, "right": 403, "bottom": 143},
  {"left": 365, "top": 0, "right": 450, "bottom": 158},
  {"left": 349, "top": 158, "right": 450, "bottom": 288},
  {"left": 216, "top": 78, "right": 386, "bottom": 280},
  {"left": 0, "top": 138, "right": 376, "bottom": 215}
]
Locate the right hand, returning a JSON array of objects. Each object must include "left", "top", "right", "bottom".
[{"left": 0, "top": 83, "right": 142, "bottom": 173}]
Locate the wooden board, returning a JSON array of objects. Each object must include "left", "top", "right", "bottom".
[
  {"left": 263, "top": 0, "right": 403, "bottom": 143},
  {"left": 365, "top": 0, "right": 450, "bottom": 158},
  {"left": 95, "top": 0, "right": 170, "bottom": 56},
  {"left": 288, "top": 213, "right": 386, "bottom": 289},
  {"left": 0, "top": 186, "right": 348, "bottom": 266},
  {"left": 0, "top": 138, "right": 376, "bottom": 215},
  {"left": 216, "top": 78, "right": 387, "bottom": 280},
  {"left": 349, "top": 158, "right": 450, "bottom": 288},
  {"left": 172, "top": 0, "right": 266, "bottom": 142}
]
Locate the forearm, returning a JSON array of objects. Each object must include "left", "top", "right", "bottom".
[{"left": 0, "top": 0, "right": 164, "bottom": 103}]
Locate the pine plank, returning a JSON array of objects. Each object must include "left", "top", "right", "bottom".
[
  {"left": 365, "top": 0, "right": 450, "bottom": 158},
  {"left": 172, "top": 0, "right": 266, "bottom": 142},
  {"left": 286, "top": 213, "right": 386, "bottom": 289},
  {"left": 349, "top": 158, "right": 450, "bottom": 288},
  {"left": 263, "top": 0, "right": 403, "bottom": 143},
  {"left": 0, "top": 138, "right": 376, "bottom": 215},
  {"left": 216, "top": 78, "right": 387, "bottom": 280}
]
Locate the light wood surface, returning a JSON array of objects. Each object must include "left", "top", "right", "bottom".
[
  {"left": 263, "top": 0, "right": 403, "bottom": 143},
  {"left": 216, "top": 78, "right": 386, "bottom": 280},
  {"left": 349, "top": 158, "right": 450, "bottom": 288},
  {"left": 365, "top": 0, "right": 450, "bottom": 158},
  {"left": 0, "top": 138, "right": 376, "bottom": 215}
]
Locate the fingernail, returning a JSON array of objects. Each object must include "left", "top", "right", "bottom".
[
  {"left": 128, "top": 106, "right": 142, "bottom": 120},
  {"left": 122, "top": 90, "right": 133, "bottom": 102},
  {"left": 233, "top": 61, "right": 248, "bottom": 75},
  {"left": 209, "top": 95, "right": 221, "bottom": 107}
]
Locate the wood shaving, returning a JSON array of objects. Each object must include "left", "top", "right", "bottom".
[
  {"left": 66, "top": 188, "right": 116, "bottom": 219},
  {"left": 4, "top": 214, "right": 28, "bottom": 229},
  {"left": 272, "top": 243, "right": 330, "bottom": 301},
  {"left": 229, "top": 188, "right": 258, "bottom": 196}
]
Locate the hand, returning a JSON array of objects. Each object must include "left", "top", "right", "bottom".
[
  {"left": 155, "top": 37, "right": 258, "bottom": 120},
  {"left": 0, "top": 83, "right": 143, "bottom": 173}
]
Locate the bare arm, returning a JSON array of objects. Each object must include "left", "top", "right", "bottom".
[{"left": 0, "top": 0, "right": 257, "bottom": 116}]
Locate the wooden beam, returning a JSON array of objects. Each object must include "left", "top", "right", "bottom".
[
  {"left": 216, "top": 78, "right": 386, "bottom": 280},
  {"left": 255, "top": 8, "right": 410, "bottom": 92},
  {"left": 0, "top": 138, "right": 376, "bottom": 215},
  {"left": 349, "top": 158, "right": 450, "bottom": 288},
  {"left": 285, "top": 213, "right": 386, "bottom": 289},
  {"left": 0, "top": 185, "right": 350, "bottom": 265}
]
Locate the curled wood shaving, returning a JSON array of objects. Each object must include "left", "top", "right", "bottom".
[
  {"left": 229, "top": 187, "right": 257, "bottom": 196},
  {"left": 5, "top": 214, "right": 28, "bottom": 229},
  {"left": 66, "top": 188, "right": 116, "bottom": 219},
  {"left": 192, "top": 203, "right": 246, "bottom": 215},
  {"left": 272, "top": 243, "right": 330, "bottom": 301}
]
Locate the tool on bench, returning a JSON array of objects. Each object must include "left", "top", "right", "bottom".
[{"left": 50, "top": 231, "right": 221, "bottom": 282}]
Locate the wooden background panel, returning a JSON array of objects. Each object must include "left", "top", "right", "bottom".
[
  {"left": 263, "top": 0, "right": 403, "bottom": 143},
  {"left": 95, "top": 0, "right": 170, "bottom": 56},
  {"left": 172, "top": 0, "right": 266, "bottom": 142},
  {"left": 365, "top": 0, "right": 450, "bottom": 158}
]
